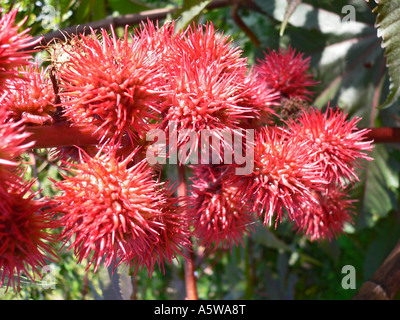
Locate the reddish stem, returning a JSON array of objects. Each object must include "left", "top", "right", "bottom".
[
  {"left": 231, "top": 3, "right": 260, "bottom": 47},
  {"left": 24, "top": 123, "right": 107, "bottom": 148},
  {"left": 24, "top": 125, "right": 400, "bottom": 149},
  {"left": 177, "top": 164, "right": 199, "bottom": 300},
  {"left": 364, "top": 127, "right": 400, "bottom": 143}
]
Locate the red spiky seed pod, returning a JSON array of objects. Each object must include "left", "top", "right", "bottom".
[
  {"left": 237, "top": 70, "right": 280, "bottom": 129},
  {"left": 0, "top": 9, "right": 41, "bottom": 92},
  {"left": 159, "top": 23, "right": 257, "bottom": 162},
  {"left": 3, "top": 64, "right": 56, "bottom": 125},
  {"left": 135, "top": 19, "right": 181, "bottom": 68},
  {"left": 0, "top": 102, "right": 54, "bottom": 292},
  {"left": 0, "top": 104, "right": 34, "bottom": 180},
  {"left": 180, "top": 22, "right": 248, "bottom": 77},
  {"left": 288, "top": 107, "right": 374, "bottom": 187},
  {"left": 189, "top": 165, "right": 253, "bottom": 249},
  {"left": 52, "top": 148, "right": 189, "bottom": 274},
  {"left": 292, "top": 184, "right": 356, "bottom": 241},
  {"left": 255, "top": 46, "right": 317, "bottom": 101},
  {"left": 56, "top": 27, "right": 163, "bottom": 144},
  {"left": 131, "top": 184, "right": 191, "bottom": 274},
  {"left": 234, "top": 126, "right": 327, "bottom": 226},
  {"left": 0, "top": 178, "right": 56, "bottom": 291}
]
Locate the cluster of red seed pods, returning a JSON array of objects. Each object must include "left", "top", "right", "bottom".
[{"left": 0, "top": 8, "right": 373, "bottom": 292}]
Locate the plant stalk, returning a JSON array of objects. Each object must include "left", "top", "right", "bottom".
[
  {"left": 24, "top": 123, "right": 107, "bottom": 148},
  {"left": 177, "top": 163, "right": 199, "bottom": 300},
  {"left": 24, "top": 122, "right": 400, "bottom": 150},
  {"left": 365, "top": 127, "right": 400, "bottom": 143},
  {"left": 353, "top": 237, "right": 400, "bottom": 299}
]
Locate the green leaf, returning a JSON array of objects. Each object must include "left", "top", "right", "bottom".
[
  {"left": 373, "top": 0, "right": 400, "bottom": 109},
  {"left": 280, "top": 0, "right": 302, "bottom": 36},
  {"left": 73, "top": 0, "right": 92, "bottom": 24},
  {"left": 252, "top": 222, "right": 293, "bottom": 252},
  {"left": 256, "top": 0, "right": 369, "bottom": 36},
  {"left": 118, "top": 264, "right": 134, "bottom": 300},
  {"left": 352, "top": 144, "right": 400, "bottom": 229},
  {"left": 96, "top": 266, "right": 123, "bottom": 300},
  {"left": 90, "top": 0, "right": 106, "bottom": 22},
  {"left": 251, "top": 222, "right": 321, "bottom": 266},
  {"left": 362, "top": 213, "right": 400, "bottom": 279},
  {"left": 173, "top": 0, "right": 212, "bottom": 32},
  {"left": 59, "top": 0, "right": 76, "bottom": 16},
  {"left": 94, "top": 264, "right": 133, "bottom": 300},
  {"left": 255, "top": 0, "right": 389, "bottom": 127},
  {"left": 108, "top": 0, "right": 154, "bottom": 15}
]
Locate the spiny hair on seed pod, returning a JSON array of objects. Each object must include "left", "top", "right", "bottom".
[
  {"left": 237, "top": 69, "right": 280, "bottom": 129},
  {"left": 291, "top": 184, "right": 356, "bottom": 241},
  {"left": 51, "top": 146, "right": 189, "bottom": 275},
  {"left": 287, "top": 106, "right": 374, "bottom": 188},
  {"left": 0, "top": 176, "right": 57, "bottom": 292},
  {"left": 255, "top": 46, "right": 317, "bottom": 101},
  {"left": 56, "top": 25, "right": 164, "bottom": 145},
  {"left": 134, "top": 19, "right": 181, "bottom": 66},
  {"left": 189, "top": 165, "right": 254, "bottom": 249},
  {"left": 233, "top": 125, "right": 328, "bottom": 227},
  {"left": 178, "top": 22, "right": 248, "bottom": 77},
  {"left": 3, "top": 64, "right": 56, "bottom": 125},
  {"left": 0, "top": 9, "right": 42, "bottom": 92},
  {"left": 129, "top": 182, "right": 191, "bottom": 275},
  {"left": 0, "top": 102, "right": 35, "bottom": 180},
  {"left": 159, "top": 60, "right": 256, "bottom": 165}
]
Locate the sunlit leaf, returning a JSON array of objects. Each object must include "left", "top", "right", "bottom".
[
  {"left": 352, "top": 144, "right": 400, "bottom": 229},
  {"left": 280, "top": 0, "right": 302, "bottom": 36},
  {"left": 373, "top": 0, "right": 400, "bottom": 109},
  {"left": 173, "top": 0, "right": 212, "bottom": 31},
  {"left": 255, "top": 0, "right": 386, "bottom": 127}
]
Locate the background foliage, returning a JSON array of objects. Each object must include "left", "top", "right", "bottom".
[{"left": 1, "top": 0, "right": 400, "bottom": 300}]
